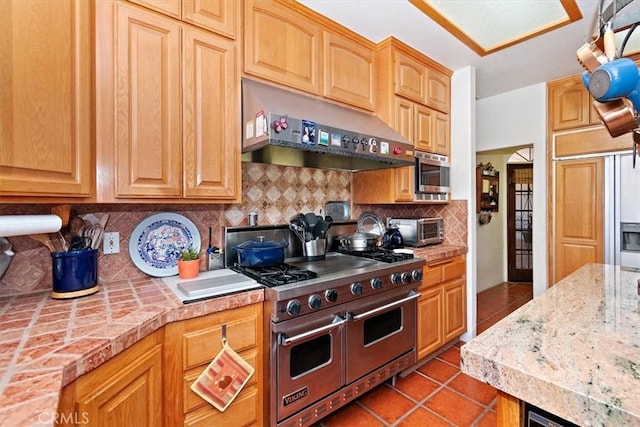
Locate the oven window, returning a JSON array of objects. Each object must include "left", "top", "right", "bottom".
[
  {"left": 290, "top": 334, "right": 331, "bottom": 378},
  {"left": 363, "top": 307, "right": 402, "bottom": 346}
]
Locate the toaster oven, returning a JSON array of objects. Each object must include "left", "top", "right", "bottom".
[{"left": 387, "top": 217, "right": 444, "bottom": 247}]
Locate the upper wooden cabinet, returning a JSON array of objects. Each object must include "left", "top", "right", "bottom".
[
  {"left": 352, "top": 166, "right": 414, "bottom": 204},
  {"left": 243, "top": 0, "right": 322, "bottom": 95},
  {"left": 127, "top": 0, "right": 239, "bottom": 38},
  {"left": 0, "top": 0, "right": 93, "bottom": 199},
  {"left": 375, "top": 37, "right": 451, "bottom": 157},
  {"left": 95, "top": 1, "right": 241, "bottom": 202},
  {"left": 548, "top": 75, "right": 601, "bottom": 131},
  {"left": 394, "top": 49, "right": 450, "bottom": 112},
  {"left": 244, "top": 0, "right": 376, "bottom": 111},
  {"left": 322, "top": 30, "right": 376, "bottom": 111}
]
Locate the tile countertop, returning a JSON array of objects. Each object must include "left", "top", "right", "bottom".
[
  {"left": 412, "top": 243, "right": 468, "bottom": 261},
  {"left": 461, "top": 264, "right": 640, "bottom": 426},
  {"left": 0, "top": 245, "right": 464, "bottom": 426},
  {"left": 0, "top": 277, "right": 264, "bottom": 427}
]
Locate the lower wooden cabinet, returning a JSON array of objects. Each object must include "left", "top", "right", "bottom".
[
  {"left": 417, "top": 256, "right": 466, "bottom": 360},
  {"left": 163, "top": 303, "right": 264, "bottom": 426},
  {"left": 57, "top": 331, "right": 163, "bottom": 426}
]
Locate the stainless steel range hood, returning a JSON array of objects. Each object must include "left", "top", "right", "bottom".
[{"left": 241, "top": 78, "right": 415, "bottom": 171}]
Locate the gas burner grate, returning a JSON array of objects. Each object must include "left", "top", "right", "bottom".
[
  {"left": 232, "top": 263, "right": 317, "bottom": 287},
  {"left": 338, "top": 247, "right": 413, "bottom": 263}
]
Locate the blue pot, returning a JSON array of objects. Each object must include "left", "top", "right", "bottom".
[{"left": 234, "top": 237, "right": 288, "bottom": 267}]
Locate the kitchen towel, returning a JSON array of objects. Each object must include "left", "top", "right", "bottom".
[
  {"left": 0, "top": 215, "right": 62, "bottom": 237},
  {"left": 190, "top": 341, "right": 254, "bottom": 412}
]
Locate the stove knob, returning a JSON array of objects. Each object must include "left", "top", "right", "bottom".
[
  {"left": 390, "top": 273, "right": 402, "bottom": 285},
  {"left": 351, "top": 282, "right": 363, "bottom": 295},
  {"left": 401, "top": 272, "right": 412, "bottom": 284},
  {"left": 325, "top": 288, "right": 338, "bottom": 302},
  {"left": 286, "top": 299, "right": 302, "bottom": 316},
  {"left": 371, "top": 277, "right": 383, "bottom": 289},
  {"left": 308, "top": 295, "right": 322, "bottom": 309},
  {"left": 412, "top": 269, "right": 423, "bottom": 281}
]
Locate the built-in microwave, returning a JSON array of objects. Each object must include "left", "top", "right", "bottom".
[{"left": 414, "top": 151, "right": 450, "bottom": 202}]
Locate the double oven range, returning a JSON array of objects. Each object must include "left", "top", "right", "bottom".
[{"left": 225, "top": 223, "right": 425, "bottom": 427}]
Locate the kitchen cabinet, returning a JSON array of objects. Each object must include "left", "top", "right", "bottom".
[
  {"left": 352, "top": 166, "right": 414, "bottom": 204},
  {"left": 476, "top": 168, "right": 499, "bottom": 213},
  {"left": 0, "top": 0, "right": 93, "bottom": 200},
  {"left": 395, "top": 97, "right": 449, "bottom": 154},
  {"left": 393, "top": 48, "right": 450, "bottom": 113},
  {"left": 244, "top": 0, "right": 376, "bottom": 112},
  {"left": 417, "top": 255, "right": 466, "bottom": 361},
  {"left": 552, "top": 158, "right": 603, "bottom": 283},
  {"left": 243, "top": 0, "right": 322, "bottom": 95},
  {"left": 128, "top": 0, "right": 238, "bottom": 38},
  {"left": 95, "top": 0, "right": 241, "bottom": 202},
  {"left": 163, "top": 303, "right": 264, "bottom": 426},
  {"left": 322, "top": 30, "right": 376, "bottom": 111},
  {"left": 58, "top": 331, "right": 163, "bottom": 426},
  {"left": 548, "top": 75, "right": 600, "bottom": 131},
  {"left": 375, "top": 37, "right": 451, "bottom": 156}
]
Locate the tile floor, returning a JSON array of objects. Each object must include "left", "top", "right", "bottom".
[{"left": 313, "top": 282, "right": 533, "bottom": 427}]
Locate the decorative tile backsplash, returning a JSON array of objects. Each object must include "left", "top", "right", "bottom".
[{"left": 0, "top": 163, "right": 467, "bottom": 296}]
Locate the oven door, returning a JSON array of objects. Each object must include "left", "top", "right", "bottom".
[
  {"left": 344, "top": 288, "right": 419, "bottom": 383},
  {"left": 274, "top": 310, "right": 346, "bottom": 422}
]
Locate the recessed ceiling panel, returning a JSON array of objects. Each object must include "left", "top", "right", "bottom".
[{"left": 410, "top": 0, "right": 582, "bottom": 56}]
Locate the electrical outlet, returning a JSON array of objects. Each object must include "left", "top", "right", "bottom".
[{"left": 103, "top": 232, "right": 120, "bottom": 254}]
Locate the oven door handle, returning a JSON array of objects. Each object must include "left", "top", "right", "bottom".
[
  {"left": 347, "top": 290, "right": 421, "bottom": 321},
  {"left": 279, "top": 315, "right": 346, "bottom": 347}
]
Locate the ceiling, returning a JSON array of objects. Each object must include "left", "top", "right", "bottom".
[{"left": 297, "top": 0, "right": 627, "bottom": 99}]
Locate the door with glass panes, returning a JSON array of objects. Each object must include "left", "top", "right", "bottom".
[{"left": 507, "top": 164, "right": 533, "bottom": 282}]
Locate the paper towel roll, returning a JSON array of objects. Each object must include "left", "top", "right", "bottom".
[{"left": 0, "top": 215, "right": 63, "bottom": 237}]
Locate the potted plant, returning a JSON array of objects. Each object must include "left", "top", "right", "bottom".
[{"left": 177, "top": 247, "right": 201, "bottom": 279}]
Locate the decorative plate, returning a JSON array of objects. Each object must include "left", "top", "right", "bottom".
[{"left": 129, "top": 213, "right": 201, "bottom": 277}]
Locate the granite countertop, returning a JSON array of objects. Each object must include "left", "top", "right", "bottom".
[
  {"left": 461, "top": 264, "right": 640, "bottom": 425},
  {"left": 0, "top": 277, "right": 264, "bottom": 426}
]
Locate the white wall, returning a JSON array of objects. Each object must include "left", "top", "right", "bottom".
[
  {"left": 475, "top": 152, "right": 508, "bottom": 293},
  {"left": 476, "top": 83, "right": 548, "bottom": 297},
  {"left": 450, "top": 66, "right": 477, "bottom": 341}
]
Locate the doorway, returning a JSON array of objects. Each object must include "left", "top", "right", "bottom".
[{"left": 507, "top": 163, "right": 533, "bottom": 282}]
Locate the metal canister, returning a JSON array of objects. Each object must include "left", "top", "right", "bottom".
[{"left": 248, "top": 211, "right": 258, "bottom": 227}]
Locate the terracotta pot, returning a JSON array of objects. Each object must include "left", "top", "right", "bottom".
[{"left": 177, "top": 259, "right": 200, "bottom": 279}]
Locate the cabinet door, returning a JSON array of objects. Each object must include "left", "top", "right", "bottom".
[
  {"left": 414, "top": 104, "right": 434, "bottom": 152},
  {"left": 128, "top": 0, "right": 181, "bottom": 18},
  {"left": 182, "top": 26, "right": 240, "bottom": 200},
  {"left": 0, "top": 0, "right": 92, "bottom": 197},
  {"left": 394, "top": 50, "right": 427, "bottom": 103},
  {"left": 394, "top": 166, "right": 414, "bottom": 202},
  {"left": 553, "top": 158, "right": 603, "bottom": 282},
  {"left": 115, "top": 3, "right": 182, "bottom": 198},
  {"left": 244, "top": 0, "right": 321, "bottom": 94},
  {"left": 426, "top": 68, "right": 450, "bottom": 113},
  {"left": 432, "top": 110, "right": 450, "bottom": 156},
  {"left": 443, "top": 278, "right": 466, "bottom": 342},
  {"left": 549, "top": 77, "right": 591, "bottom": 131},
  {"left": 323, "top": 31, "right": 375, "bottom": 111},
  {"left": 68, "top": 332, "right": 163, "bottom": 427},
  {"left": 394, "top": 97, "right": 414, "bottom": 142},
  {"left": 163, "top": 304, "right": 263, "bottom": 426},
  {"left": 183, "top": 0, "right": 238, "bottom": 39},
  {"left": 417, "top": 287, "right": 443, "bottom": 360}
]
